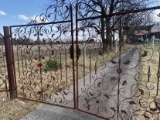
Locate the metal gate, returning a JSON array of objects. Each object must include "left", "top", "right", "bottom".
[
  {"left": 8, "top": 5, "right": 76, "bottom": 109},
  {"left": 75, "top": 3, "right": 160, "bottom": 120},
  {"left": 2, "top": 3, "right": 160, "bottom": 120}
]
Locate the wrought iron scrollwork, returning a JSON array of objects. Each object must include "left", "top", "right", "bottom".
[
  {"left": 155, "top": 49, "right": 160, "bottom": 110},
  {"left": 10, "top": 3, "right": 75, "bottom": 108},
  {"left": 5, "top": 0, "right": 160, "bottom": 119}
]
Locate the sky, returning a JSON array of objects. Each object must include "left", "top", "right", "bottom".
[
  {"left": 0, "top": 0, "right": 160, "bottom": 35},
  {"left": 0, "top": 0, "right": 51, "bottom": 34}
]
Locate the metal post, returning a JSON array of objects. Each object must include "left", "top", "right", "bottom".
[
  {"left": 83, "top": 42, "right": 86, "bottom": 67},
  {"left": 3, "top": 26, "right": 17, "bottom": 99},
  {"left": 116, "top": 40, "right": 118, "bottom": 53},
  {"left": 145, "top": 33, "right": 147, "bottom": 46},
  {"left": 70, "top": 4, "right": 77, "bottom": 109},
  {"left": 152, "top": 35, "right": 155, "bottom": 51}
]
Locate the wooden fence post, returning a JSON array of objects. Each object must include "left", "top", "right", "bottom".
[{"left": 3, "top": 26, "right": 17, "bottom": 99}]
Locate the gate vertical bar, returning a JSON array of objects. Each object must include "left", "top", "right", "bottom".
[
  {"left": 70, "top": 4, "right": 77, "bottom": 109},
  {"left": 3, "top": 26, "right": 17, "bottom": 99},
  {"left": 75, "top": 3, "right": 79, "bottom": 109},
  {"left": 117, "top": 15, "right": 122, "bottom": 120}
]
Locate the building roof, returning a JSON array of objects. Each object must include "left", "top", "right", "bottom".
[
  {"left": 134, "top": 24, "right": 154, "bottom": 31},
  {"left": 135, "top": 32, "right": 160, "bottom": 37},
  {"left": 149, "top": 31, "right": 160, "bottom": 35}
]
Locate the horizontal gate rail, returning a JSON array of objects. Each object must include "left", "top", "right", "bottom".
[
  {"left": 10, "top": 20, "right": 72, "bottom": 28},
  {"left": 77, "top": 5, "right": 160, "bottom": 21}
]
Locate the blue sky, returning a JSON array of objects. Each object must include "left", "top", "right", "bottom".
[
  {"left": 0, "top": 0, "right": 51, "bottom": 33},
  {"left": 0, "top": 0, "right": 160, "bottom": 35}
]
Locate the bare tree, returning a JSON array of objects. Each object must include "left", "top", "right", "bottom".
[{"left": 44, "top": 0, "right": 156, "bottom": 51}]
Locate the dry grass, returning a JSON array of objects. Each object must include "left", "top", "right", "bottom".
[
  {"left": 0, "top": 99, "right": 38, "bottom": 120},
  {"left": 138, "top": 43, "right": 160, "bottom": 119},
  {"left": 0, "top": 44, "right": 131, "bottom": 120},
  {"left": 139, "top": 44, "right": 159, "bottom": 97}
]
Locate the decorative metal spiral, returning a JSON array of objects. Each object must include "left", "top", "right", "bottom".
[
  {"left": 10, "top": 3, "right": 74, "bottom": 108},
  {"left": 7, "top": 0, "right": 160, "bottom": 119}
]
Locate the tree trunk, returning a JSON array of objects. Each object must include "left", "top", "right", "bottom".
[
  {"left": 112, "top": 33, "right": 115, "bottom": 47},
  {"left": 101, "top": 15, "right": 107, "bottom": 52},
  {"left": 106, "top": 18, "right": 112, "bottom": 50}
]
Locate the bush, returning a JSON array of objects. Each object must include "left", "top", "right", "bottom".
[{"left": 43, "top": 59, "right": 61, "bottom": 71}]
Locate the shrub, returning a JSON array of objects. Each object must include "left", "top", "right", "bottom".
[{"left": 43, "top": 59, "right": 61, "bottom": 71}]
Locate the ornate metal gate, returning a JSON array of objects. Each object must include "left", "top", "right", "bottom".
[
  {"left": 9, "top": 5, "right": 76, "bottom": 109},
  {"left": 3, "top": 3, "right": 160, "bottom": 120},
  {"left": 75, "top": 41, "right": 160, "bottom": 120},
  {"left": 75, "top": 3, "right": 160, "bottom": 120}
]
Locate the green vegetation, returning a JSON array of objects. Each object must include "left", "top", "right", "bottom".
[{"left": 43, "top": 59, "right": 61, "bottom": 71}]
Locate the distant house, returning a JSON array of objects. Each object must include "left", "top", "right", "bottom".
[
  {"left": 134, "top": 24, "right": 160, "bottom": 42},
  {"left": 135, "top": 25, "right": 153, "bottom": 35}
]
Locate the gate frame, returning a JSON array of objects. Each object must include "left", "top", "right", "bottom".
[
  {"left": 3, "top": 26, "right": 17, "bottom": 99},
  {"left": 2, "top": 3, "right": 160, "bottom": 120},
  {"left": 6, "top": 5, "right": 77, "bottom": 110},
  {"left": 75, "top": 3, "right": 160, "bottom": 120}
]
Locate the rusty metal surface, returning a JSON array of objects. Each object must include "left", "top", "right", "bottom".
[
  {"left": 4, "top": 27, "right": 17, "bottom": 99},
  {"left": 3, "top": 2, "right": 160, "bottom": 120},
  {"left": 75, "top": 2, "right": 160, "bottom": 120},
  {"left": 10, "top": 5, "right": 75, "bottom": 108}
]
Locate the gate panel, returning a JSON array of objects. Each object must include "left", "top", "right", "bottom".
[
  {"left": 75, "top": 13, "right": 121, "bottom": 119},
  {"left": 0, "top": 33, "right": 9, "bottom": 101},
  {"left": 10, "top": 5, "right": 75, "bottom": 108},
  {"left": 76, "top": 3, "right": 160, "bottom": 120},
  {"left": 3, "top": 2, "right": 160, "bottom": 120},
  {"left": 76, "top": 18, "right": 123, "bottom": 119}
]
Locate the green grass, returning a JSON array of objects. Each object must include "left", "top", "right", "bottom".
[{"left": 43, "top": 59, "right": 61, "bottom": 71}]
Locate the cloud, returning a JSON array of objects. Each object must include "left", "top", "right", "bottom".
[
  {"left": 18, "top": 14, "right": 49, "bottom": 23},
  {"left": 11, "top": 15, "right": 16, "bottom": 18},
  {"left": 30, "top": 15, "right": 49, "bottom": 23},
  {"left": 52, "top": 26, "right": 58, "bottom": 31},
  {"left": 0, "top": 11, "right": 6, "bottom": 16},
  {"left": 18, "top": 14, "right": 29, "bottom": 21},
  {"left": 151, "top": 10, "right": 160, "bottom": 22}
]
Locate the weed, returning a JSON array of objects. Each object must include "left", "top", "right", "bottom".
[{"left": 43, "top": 59, "right": 61, "bottom": 71}]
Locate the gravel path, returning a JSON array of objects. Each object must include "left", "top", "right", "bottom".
[{"left": 21, "top": 46, "right": 140, "bottom": 120}]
